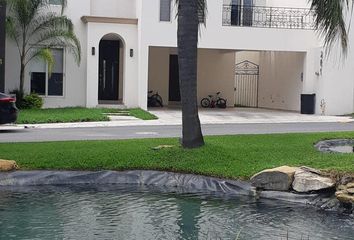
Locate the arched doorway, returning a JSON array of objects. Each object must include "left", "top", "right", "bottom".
[{"left": 98, "top": 33, "right": 124, "bottom": 104}]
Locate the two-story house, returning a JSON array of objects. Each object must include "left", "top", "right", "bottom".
[{"left": 3, "top": 0, "right": 354, "bottom": 115}]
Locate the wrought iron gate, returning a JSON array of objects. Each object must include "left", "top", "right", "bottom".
[{"left": 234, "top": 60, "right": 259, "bottom": 108}]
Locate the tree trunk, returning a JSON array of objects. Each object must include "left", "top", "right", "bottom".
[
  {"left": 177, "top": 0, "right": 205, "bottom": 148},
  {"left": 19, "top": 61, "right": 25, "bottom": 94}
]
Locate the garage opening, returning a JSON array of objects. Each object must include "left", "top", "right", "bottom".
[{"left": 148, "top": 47, "right": 305, "bottom": 112}]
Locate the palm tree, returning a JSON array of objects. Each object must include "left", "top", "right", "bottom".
[
  {"left": 311, "top": 0, "right": 352, "bottom": 54},
  {"left": 176, "top": 0, "right": 206, "bottom": 149},
  {"left": 3, "top": 0, "right": 80, "bottom": 94}
]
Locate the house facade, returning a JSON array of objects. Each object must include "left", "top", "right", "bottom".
[{"left": 3, "top": 0, "right": 354, "bottom": 115}]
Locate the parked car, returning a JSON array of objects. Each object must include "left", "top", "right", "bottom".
[{"left": 0, "top": 92, "right": 18, "bottom": 124}]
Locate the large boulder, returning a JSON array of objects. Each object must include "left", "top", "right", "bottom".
[
  {"left": 0, "top": 160, "right": 19, "bottom": 172},
  {"left": 292, "top": 168, "right": 335, "bottom": 193},
  {"left": 251, "top": 166, "right": 299, "bottom": 191}
]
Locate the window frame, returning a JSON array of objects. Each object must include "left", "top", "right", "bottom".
[{"left": 30, "top": 47, "right": 66, "bottom": 98}]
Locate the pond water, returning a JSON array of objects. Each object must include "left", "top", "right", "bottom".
[
  {"left": 329, "top": 145, "right": 354, "bottom": 153},
  {"left": 0, "top": 185, "right": 353, "bottom": 240}
]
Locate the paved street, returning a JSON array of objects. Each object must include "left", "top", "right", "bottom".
[{"left": 1, "top": 122, "right": 354, "bottom": 143}]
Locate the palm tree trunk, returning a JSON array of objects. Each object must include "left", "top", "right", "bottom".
[
  {"left": 177, "top": 0, "right": 205, "bottom": 148},
  {"left": 19, "top": 60, "right": 25, "bottom": 94}
]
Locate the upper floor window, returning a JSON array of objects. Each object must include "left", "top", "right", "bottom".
[
  {"left": 160, "top": 0, "right": 171, "bottom": 22},
  {"left": 30, "top": 48, "right": 64, "bottom": 97},
  {"left": 225, "top": 0, "right": 253, "bottom": 26},
  {"left": 49, "top": 0, "right": 63, "bottom": 5}
]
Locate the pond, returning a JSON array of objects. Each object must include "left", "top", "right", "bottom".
[
  {"left": 316, "top": 139, "right": 354, "bottom": 154},
  {"left": 0, "top": 185, "right": 353, "bottom": 240}
]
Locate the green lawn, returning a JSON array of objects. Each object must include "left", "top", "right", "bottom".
[
  {"left": 1, "top": 132, "right": 354, "bottom": 179},
  {"left": 16, "top": 108, "right": 157, "bottom": 124}
]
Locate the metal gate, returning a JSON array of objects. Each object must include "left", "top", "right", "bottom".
[{"left": 234, "top": 60, "right": 259, "bottom": 108}]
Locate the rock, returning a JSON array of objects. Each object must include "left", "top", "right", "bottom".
[
  {"left": 336, "top": 190, "right": 347, "bottom": 197},
  {"left": 336, "top": 193, "right": 354, "bottom": 204},
  {"left": 292, "top": 168, "right": 335, "bottom": 193},
  {"left": 347, "top": 183, "right": 354, "bottom": 188},
  {"left": 299, "top": 166, "right": 322, "bottom": 175},
  {"left": 340, "top": 176, "right": 354, "bottom": 185},
  {"left": 0, "top": 160, "right": 19, "bottom": 172},
  {"left": 251, "top": 166, "right": 298, "bottom": 191},
  {"left": 347, "top": 188, "right": 354, "bottom": 194},
  {"left": 338, "top": 185, "right": 348, "bottom": 191}
]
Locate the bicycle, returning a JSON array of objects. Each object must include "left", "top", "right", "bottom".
[
  {"left": 201, "top": 92, "right": 227, "bottom": 109},
  {"left": 148, "top": 90, "right": 163, "bottom": 107}
]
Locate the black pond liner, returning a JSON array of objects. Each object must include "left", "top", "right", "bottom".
[
  {"left": 315, "top": 139, "right": 354, "bottom": 153},
  {"left": 0, "top": 170, "right": 351, "bottom": 215}
]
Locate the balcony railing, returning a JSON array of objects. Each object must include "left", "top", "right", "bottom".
[{"left": 222, "top": 5, "right": 315, "bottom": 30}]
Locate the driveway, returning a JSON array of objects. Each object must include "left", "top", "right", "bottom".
[{"left": 150, "top": 107, "right": 353, "bottom": 125}]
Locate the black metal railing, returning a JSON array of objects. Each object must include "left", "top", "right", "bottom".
[{"left": 222, "top": 5, "right": 315, "bottom": 30}]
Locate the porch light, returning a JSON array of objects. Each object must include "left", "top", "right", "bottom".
[
  {"left": 130, "top": 49, "right": 134, "bottom": 57},
  {"left": 92, "top": 47, "right": 95, "bottom": 56}
]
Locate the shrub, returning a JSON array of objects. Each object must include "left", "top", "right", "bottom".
[
  {"left": 10, "top": 90, "right": 43, "bottom": 109},
  {"left": 21, "top": 93, "right": 43, "bottom": 109}
]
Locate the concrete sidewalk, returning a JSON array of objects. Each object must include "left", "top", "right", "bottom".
[{"left": 1, "top": 107, "right": 352, "bottom": 130}]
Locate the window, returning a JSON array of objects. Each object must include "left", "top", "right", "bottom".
[
  {"left": 49, "top": 0, "right": 63, "bottom": 5},
  {"left": 227, "top": 0, "right": 253, "bottom": 26},
  {"left": 160, "top": 0, "right": 171, "bottom": 22},
  {"left": 30, "top": 49, "right": 64, "bottom": 97}
]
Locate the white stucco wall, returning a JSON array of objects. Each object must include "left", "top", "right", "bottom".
[
  {"left": 258, "top": 51, "right": 305, "bottom": 111},
  {"left": 236, "top": 51, "right": 260, "bottom": 65},
  {"left": 90, "top": 0, "right": 136, "bottom": 19}
]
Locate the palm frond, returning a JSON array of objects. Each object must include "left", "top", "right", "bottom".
[
  {"left": 27, "top": 48, "right": 54, "bottom": 74},
  {"left": 174, "top": 0, "right": 207, "bottom": 25},
  {"left": 5, "top": 0, "right": 80, "bottom": 64},
  {"left": 30, "top": 29, "right": 81, "bottom": 64},
  {"left": 311, "top": 0, "right": 353, "bottom": 55}
]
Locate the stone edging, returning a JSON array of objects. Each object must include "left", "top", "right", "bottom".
[
  {"left": 0, "top": 170, "right": 348, "bottom": 213},
  {"left": 315, "top": 139, "right": 354, "bottom": 153}
]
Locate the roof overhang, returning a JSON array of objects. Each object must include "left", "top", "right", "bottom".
[{"left": 81, "top": 16, "right": 138, "bottom": 25}]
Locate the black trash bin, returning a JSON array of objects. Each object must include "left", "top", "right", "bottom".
[{"left": 301, "top": 94, "right": 316, "bottom": 114}]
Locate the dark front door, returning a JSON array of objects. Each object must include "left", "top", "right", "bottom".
[
  {"left": 98, "top": 40, "right": 120, "bottom": 101},
  {"left": 0, "top": 3, "right": 6, "bottom": 92},
  {"left": 169, "top": 55, "right": 181, "bottom": 102}
]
